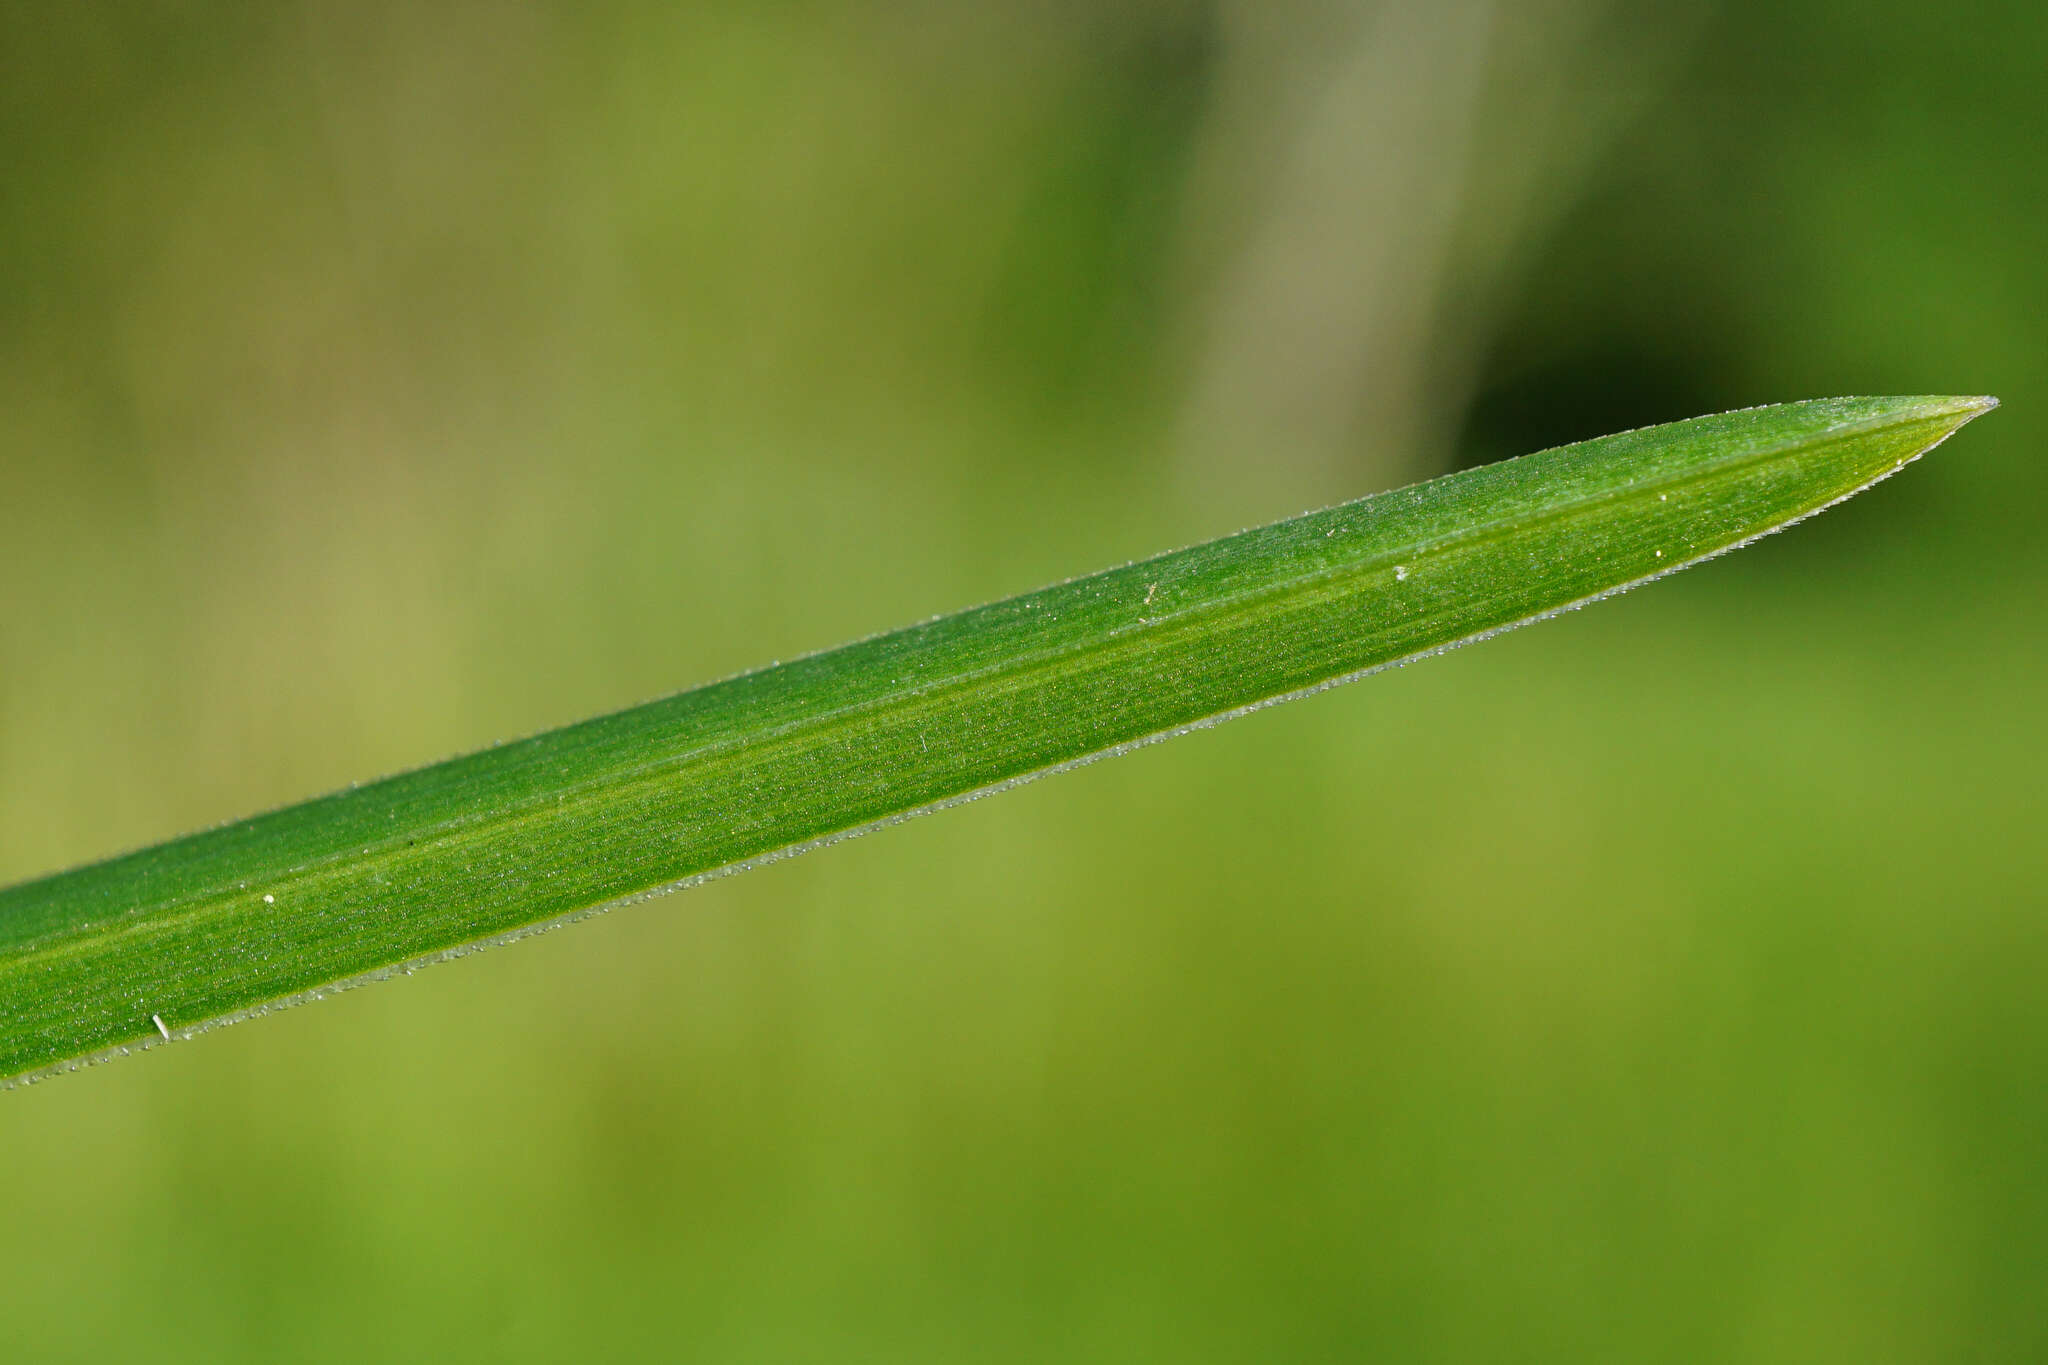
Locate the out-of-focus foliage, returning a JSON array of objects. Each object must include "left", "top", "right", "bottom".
[{"left": 1, "top": 2, "right": 2042, "bottom": 1360}]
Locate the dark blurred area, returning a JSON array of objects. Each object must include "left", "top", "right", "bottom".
[{"left": 3, "top": 3, "right": 2043, "bottom": 1360}]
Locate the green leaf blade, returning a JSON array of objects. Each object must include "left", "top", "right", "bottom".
[{"left": 0, "top": 395, "right": 1996, "bottom": 1084}]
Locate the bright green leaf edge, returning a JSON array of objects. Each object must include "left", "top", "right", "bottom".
[{"left": 0, "top": 395, "right": 1997, "bottom": 1086}]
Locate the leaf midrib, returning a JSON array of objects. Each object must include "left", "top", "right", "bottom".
[{"left": 8, "top": 416, "right": 1891, "bottom": 966}]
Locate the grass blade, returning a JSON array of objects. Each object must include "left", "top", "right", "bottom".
[{"left": 0, "top": 395, "right": 1996, "bottom": 1085}]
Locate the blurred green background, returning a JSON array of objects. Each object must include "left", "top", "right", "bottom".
[{"left": 3, "top": 2, "right": 2044, "bottom": 1360}]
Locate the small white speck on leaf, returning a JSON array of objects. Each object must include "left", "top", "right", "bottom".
[
  {"left": 152, "top": 1014, "right": 170, "bottom": 1040},
  {"left": 263, "top": 893, "right": 274, "bottom": 904},
  {"left": 1394, "top": 565, "right": 1409, "bottom": 582},
  {"left": 1655, "top": 549, "right": 1663, "bottom": 557},
  {"left": 1143, "top": 582, "right": 1158, "bottom": 606},
  {"left": 1660, "top": 493, "right": 1668, "bottom": 502}
]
